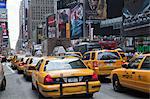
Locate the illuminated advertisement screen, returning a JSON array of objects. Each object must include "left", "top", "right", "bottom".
[
  {"left": 71, "top": 4, "right": 83, "bottom": 39},
  {"left": 123, "top": 0, "right": 149, "bottom": 28},
  {"left": 58, "top": 9, "right": 70, "bottom": 38},
  {"left": 0, "top": 1, "right": 6, "bottom": 8},
  {"left": 47, "top": 15, "right": 56, "bottom": 38},
  {"left": 85, "top": 0, "right": 107, "bottom": 19}
]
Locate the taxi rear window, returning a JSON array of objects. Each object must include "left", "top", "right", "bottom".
[
  {"left": 44, "top": 60, "right": 87, "bottom": 71},
  {"left": 98, "top": 52, "right": 120, "bottom": 60}
]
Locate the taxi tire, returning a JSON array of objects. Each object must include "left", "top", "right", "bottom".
[
  {"left": 0, "top": 77, "right": 6, "bottom": 91},
  {"left": 112, "top": 75, "right": 123, "bottom": 92}
]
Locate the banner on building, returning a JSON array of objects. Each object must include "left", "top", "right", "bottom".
[
  {"left": 71, "top": 4, "right": 83, "bottom": 39},
  {"left": 85, "top": 0, "right": 107, "bottom": 19},
  {"left": 0, "top": 1, "right": 6, "bottom": 8},
  {"left": 0, "top": 9, "right": 7, "bottom": 21},
  {"left": 123, "top": 0, "right": 149, "bottom": 28},
  {"left": 58, "top": 8, "right": 70, "bottom": 38},
  {"left": 47, "top": 14, "right": 56, "bottom": 38}
]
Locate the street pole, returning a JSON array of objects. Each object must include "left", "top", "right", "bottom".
[{"left": 83, "top": 0, "right": 86, "bottom": 38}]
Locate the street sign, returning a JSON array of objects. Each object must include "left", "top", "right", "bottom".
[{"left": 0, "top": 9, "right": 7, "bottom": 21}]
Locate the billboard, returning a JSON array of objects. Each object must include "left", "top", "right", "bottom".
[
  {"left": 123, "top": 0, "right": 150, "bottom": 28},
  {"left": 58, "top": 9, "right": 70, "bottom": 38},
  {"left": 85, "top": 0, "right": 107, "bottom": 19},
  {"left": 47, "top": 15, "right": 56, "bottom": 38},
  {"left": 123, "top": 0, "right": 149, "bottom": 16},
  {"left": 0, "top": 9, "right": 7, "bottom": 21},
  {"left": 0, "top": 1, "right": 6, "bottom": 8},
  {"left": 71, "top": 4, "right": 83, "bottom": 39}
]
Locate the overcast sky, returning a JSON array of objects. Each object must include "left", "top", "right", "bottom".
[{"left": 7, "top": 0, "right": 21, "bottom": 49}]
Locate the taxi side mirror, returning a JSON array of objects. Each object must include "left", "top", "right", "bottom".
[
  {"left": 122, "top": 64, "right": 128, "bottom": 69},
  {"left": 82, "top": 56, "right": 86, "bottom": 60}
]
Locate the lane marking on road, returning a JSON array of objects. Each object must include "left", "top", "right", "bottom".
[
  {"left": 5, "top": 63, "right": 15, "bottom": 73},
  {"left": 2, "top": 62, "right": 15, "bottom": 76}
]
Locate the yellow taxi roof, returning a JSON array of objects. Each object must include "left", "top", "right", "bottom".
[{"left": 86, "top": 50, "right": 119, "bottom": 53}]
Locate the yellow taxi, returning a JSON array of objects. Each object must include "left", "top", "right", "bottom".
[
  {"left": 115, "top": 48, "right": 127, "bottom": 61},
  {"left": 111, "top": 54, "right": 150, "bottom": 93},
  {"left": 32, "top": 56, "right": 100, "bottom": 98},
  {"left": 16, "top": 57, "right": 31, "bottom": 74},
  {"left": 83, "top": 50, "right": 123, "bottom": 77},
  {"left": 24, "top": 57, "right": 42, "bottom": 80},
  {"left": 7, "top": 55, "right": 14, "bottom": 62},
  {"left": 13, "top": 56, "right": 24, "bottom": 70},
  {"left": 11, "top": 55, "right": 18, "bottom": 69},
  {"left": 65, "top": 52, "right": 83, "bottom": 58}
]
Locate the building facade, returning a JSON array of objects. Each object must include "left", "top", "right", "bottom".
[
  {"left": 0, "top": 0, "right": 10, "bottom": 55},
  {"left": 28, "top": 0, "right": 54, "bottom": 44}
]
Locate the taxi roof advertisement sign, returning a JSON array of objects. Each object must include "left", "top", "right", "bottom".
[{"left": 0, "top": 1, "right": 6, "bottom": 8}]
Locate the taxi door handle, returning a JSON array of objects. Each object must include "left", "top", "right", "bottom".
[{"left": 132, "top": 72, "right": 135, "bottom": 74}]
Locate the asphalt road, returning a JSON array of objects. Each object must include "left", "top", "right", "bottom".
[{"left": 0, "top": 62, "right": 149, "bottom": 99}]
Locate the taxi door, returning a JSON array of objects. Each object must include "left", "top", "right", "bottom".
[
  {"left": 135, "top": 56, "right": 150, "bottom": 93},
  {"left": 83, "top": 52, "right": 93, "bottom": 69},
  {"left": 121, "top": 56, "right": 143, "bottom": 89},
  {"left": 32, "top": 59, "right": 43, "bottom": 88}
]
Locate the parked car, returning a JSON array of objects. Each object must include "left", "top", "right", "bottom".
[
  {"left": 83, "top": 50, "right": 123, "bottom": 78},
  {"left": 0, "top": 63, "right": 6, "bottom": 91},
  {"left": 32, "top": 56, "right": 100, "bottom": 98},
  {"left": 111, "top": 54, "right": 150, "bottom": 93}
]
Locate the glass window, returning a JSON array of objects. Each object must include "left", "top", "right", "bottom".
[
  {"left": 44, "top": 59, "right": 87, "bottom": 71},
  {"left": 83, "top": 53, "right": 90, "bottom": 60},
  {"left": 91, "top": 53, "right": 95, "bottom": 60},
  {"left": 31, "top": 58, "right": 41, "bottom": 66},
  {"left": 35, "top": 59, "right": 43, "bottom": 71},
  {"left": 128, "top": 56, "right": 143, "bottom": 69},
  {"left": 98, "top": 52, "right": 120, "bottom": 60},
  {"left": 141, "top": 56, "right": 150, "bottom": 70}
]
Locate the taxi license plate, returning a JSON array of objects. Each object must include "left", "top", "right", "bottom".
[
  {"left": 68, "top": 78, "right": 78, "bottom": 83},
  {"left": 106, "top": 63, "right": 113, "bottom": 66}
]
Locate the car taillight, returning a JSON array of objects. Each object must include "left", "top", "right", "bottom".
[
  {"left": 44, "top": 75, "right": 54, "bottom": 85},
  {"left": 92, "top": 73, "right": 98, "bottom": 81},
  {"left": 93, "top": 61, "right": 98, "bottom": 69},
  {"left": 19, "top": 63, "right": 25, "bottom": 66}
]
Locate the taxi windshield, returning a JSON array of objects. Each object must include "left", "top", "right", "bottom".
[{"left": 44, "top": 59, "right": 87, "bottom": 71}]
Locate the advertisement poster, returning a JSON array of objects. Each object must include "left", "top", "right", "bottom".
[
  {"left": 85, "top": 0, "right": 107, "bottom": 19},
  {"left": 58, "top": 9, "right": 70, "bottom": 38},
  {"left": 0, "top": 1, "right": 6, "bottom": 8},
  {"left": 47, "top": 15, "right": 56, "bottom": 38},
  {"left": 71, "top": 4, "right": 83, "bottom": 39},
  {"left": 123, "top": 0, "right": 149, "bottom": 27},
  {"left": 0, "top": 9, "right": 7, "bottom": 21}
]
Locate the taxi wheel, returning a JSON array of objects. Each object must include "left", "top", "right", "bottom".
[
  {"left": 112, "top": 75, "right": 123, "bottom": 92},
  {"left": 87, "top": 93, "right": 93, "bottom": 98},
  {"left": 0, "top": 77, "right": 6, "bottom": 91}
]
